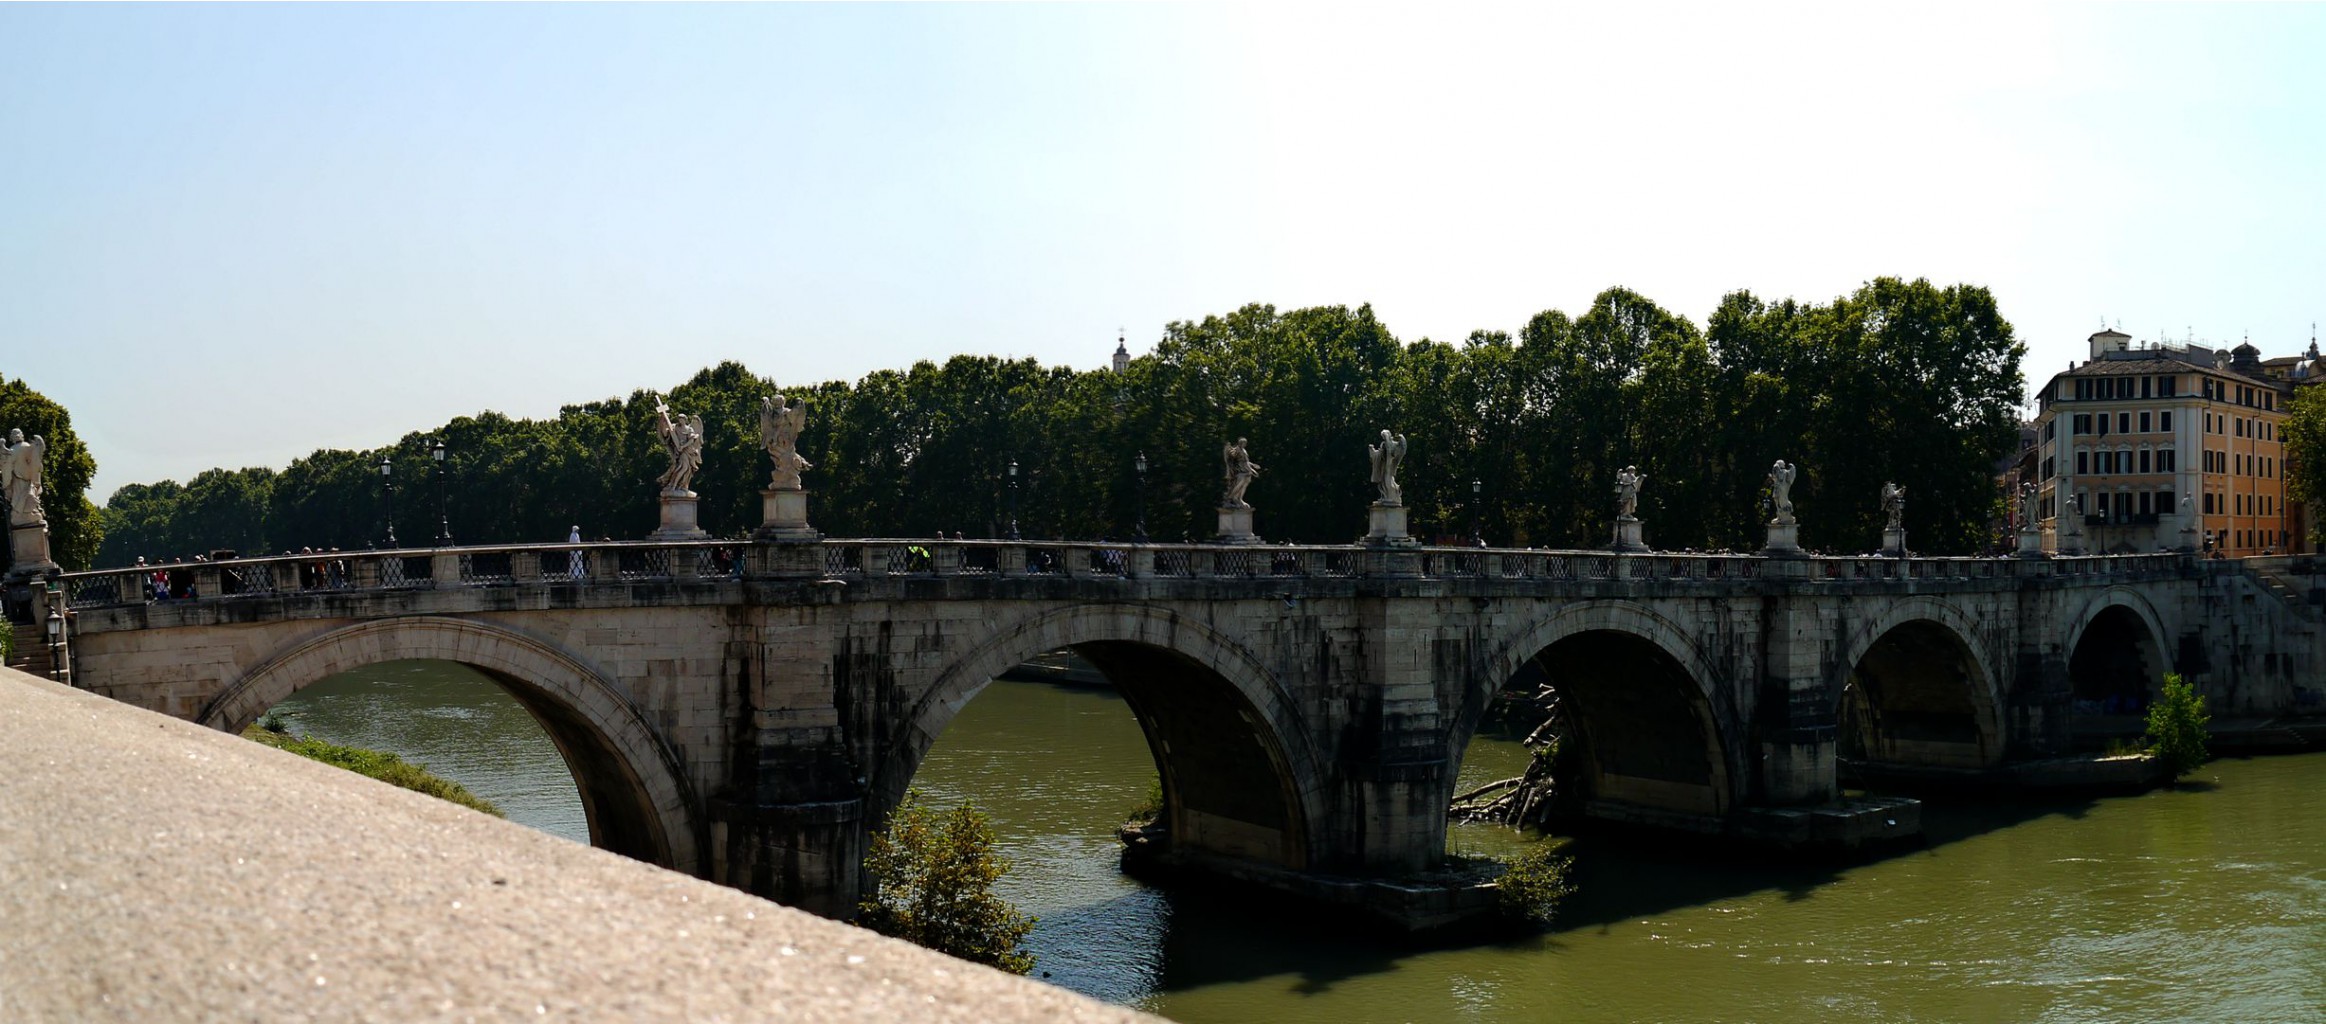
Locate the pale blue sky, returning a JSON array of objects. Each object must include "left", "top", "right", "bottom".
[{"left": 5, "top": 3, "right": 2323, "bottom": 499}]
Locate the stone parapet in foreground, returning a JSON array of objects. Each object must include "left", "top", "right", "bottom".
[{"left": 0, "top": 667, "right": 1152, "bottom": 1023}]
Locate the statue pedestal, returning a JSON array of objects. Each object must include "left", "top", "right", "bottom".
[
  {"left": 1363, "top": 502, "right": 1418, "bottom": 547},
  {"left": 2017, "top": 527, "right": 2048, "bottom": 558},
  {"left": 647, "top": 490, "right": 711, "bottom": 541},
  {"left": 754, "top": 488, "right": 820, "bottom": 543},
  {"left": 1216, "top": 505, "right": 1260, "bottom": 545},
  {"left": 1610, "top": 516, "right": 1648, "bottom": 553},
  {"left": 2177, "top": 522, "right": 2198, "bottom": 554},
  {"left": 2057, "top": 518, "right": 2085, "bottom": 556},
  {"left": 1880, "top": 526, "right": 1907, "bottom": 557},
  {"left": 6, "top": 519, "right": 57, "bottom": 579},
  {"left": 1764, "top": 518, "right": 1802, "bottom": 556}
]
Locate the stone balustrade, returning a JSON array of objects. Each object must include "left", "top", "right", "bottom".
[{"left": 61, "top": 537, "right": 2193, "bottom": 612}]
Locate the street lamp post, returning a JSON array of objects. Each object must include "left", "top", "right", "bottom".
[
  {"left": 1471, "top": 478, "right": 1484, "bottom": 547},
  {"left": 44, "top": 604, "right": 63, "bottom": 683},
  {"left": 431, "top": 438, "right": 452, "bottom": 546},
  {"left": 1134, "top": 452, "right": 1149, "bottom": 543},
  {"left": 1007, "top": 460, "right": 1021, "bottom": 541},
  {"left": 379, "top": 453, "right": 397, "bottom": 549}
]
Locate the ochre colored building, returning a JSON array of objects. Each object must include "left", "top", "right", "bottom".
[{"left": 2030, "top": 328, "right": 2318, "bottom": 557}]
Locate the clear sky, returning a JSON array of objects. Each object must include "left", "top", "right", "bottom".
[{"left": 5, "top": 3, "right": 2324, "bottom": 500}]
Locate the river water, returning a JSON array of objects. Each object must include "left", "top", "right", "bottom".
[{"left": 270, "top": 661, "right": 2326, "bottom": 1022}]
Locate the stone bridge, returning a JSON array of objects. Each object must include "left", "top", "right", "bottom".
[{"left": 49, "top": 539, "right": 2326, "bottom": 920}]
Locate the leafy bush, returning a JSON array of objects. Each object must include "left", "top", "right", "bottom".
[
  {"left": 2144, "top": 672, "right": 2211, "bottom": 779},
  {"left": 242, "top": 726, "right": 502, "bottom": 816},
  {"left": 858, "top": 791, "right": 1036, "bottom": 974},
  {"left": 1495, "top": 842, "right": 1575, "bottom": 926},
  {"left": 1123, "top": 774, "right": 1163, "bottom": 825},
  {"left": 0, "top": 618, "right": 13, "bottom": 663}
]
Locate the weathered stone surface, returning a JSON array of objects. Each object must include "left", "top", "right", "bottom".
[{"left": 0, "top": 667, "right": 1154, "bottom": 1023}]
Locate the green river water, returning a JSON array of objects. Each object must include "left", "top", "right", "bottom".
[{"left": 269, "top": 660, "right": 2326, "bottom": 1023}]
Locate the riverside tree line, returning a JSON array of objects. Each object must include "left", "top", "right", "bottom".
[{"left": 82, "top": 279, "right": 2038, "bottom": 567}]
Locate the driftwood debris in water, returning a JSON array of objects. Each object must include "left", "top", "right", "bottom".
[{"left": 1449, "top": 685, "right": 1570, "bottom": 830}]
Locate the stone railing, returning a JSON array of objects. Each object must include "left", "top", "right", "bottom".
[
  {"left": 60, "top": 540, "right": 746, "bottom": 611},
  {"left": 59, "top": 539, "right": 2196, "bottom": 611}
]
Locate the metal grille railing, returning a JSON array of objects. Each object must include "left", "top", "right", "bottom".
[
  {"left": 618, "top": 548, "right": 669, "bottom": 581},
  {"left": 461, "top": 552, "right": 515, "bottom": 585}
]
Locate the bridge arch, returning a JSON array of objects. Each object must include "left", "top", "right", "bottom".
[
  {"left": 2063, "top": 586, "right": 2173, "bottom": 710},
  {"left": 199, "top": 616, "right": 700, "bottom": 875},
  {"left": 1460, "top": 600, "right": 1735, "bottom": 819},
  {"left": 1830, "top": 599, "right": 2003, "bottom": 770},
  {"left": 887, "top": 602, "right": 1321, "bottom": 870}
]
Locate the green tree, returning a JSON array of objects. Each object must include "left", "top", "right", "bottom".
[
  {"left": 92, "top": 280, "right": 2028, "bottom": 560},
  {"left": 857, "top": 792, "right": 1036, "bottom": 975},
  {"left": 0, "top": 374, "right": 102, "bottom": 569},
  {"left": 2144, "top": 672, "right": 2210, "bottom": 779},
  {"left": 2283, "top": 385, "right": 2326, "bottom": 545}
]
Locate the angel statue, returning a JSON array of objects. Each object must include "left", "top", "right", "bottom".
[
  {"left": 758, "top": 395, "right": 813, "bottom": 490},
  {"left": 1222, "top": 438, "right": 1262, "bottom": 509},
  {"left": 1614, "top": 465, "right": 1646, "bottom": 520},
  {"left": 2, "top": 428, "right": 46, "bottom": 525},
  {"left": 1767, "top": 459, "right": 1797, "bottom": 522},
  {"left": 654, "top": 400, "right": 706, "bottom": 494},
  {"left": 1368, "top": 429, "right": 1408, "bottom": 505},
  {"left": 1881, "top": 481, "right": 1907, "bottom": 531}
]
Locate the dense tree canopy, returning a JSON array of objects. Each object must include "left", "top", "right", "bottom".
[
  {"left": 1, "top": 374, "right": 102, "bottom": 570},
  {"left": 96, "top": 280, "right": 2027, "bottom": 565}
]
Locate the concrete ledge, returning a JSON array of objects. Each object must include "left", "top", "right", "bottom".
[{"left": 0, "top": 667, "right": 1151, "bottom": 1023}]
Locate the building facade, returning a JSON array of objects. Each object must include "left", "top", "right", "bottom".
[{"left": 2030, "top": 328, "right": 2316, "bottom": 557}]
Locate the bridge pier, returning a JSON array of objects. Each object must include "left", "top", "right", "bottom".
[{"left": 1757, "top": 597, "right": 1839, "bottom": 805}]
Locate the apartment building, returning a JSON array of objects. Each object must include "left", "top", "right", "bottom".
[{"left": 2029, "top": 328, "right": 2316, "bottom": 556}]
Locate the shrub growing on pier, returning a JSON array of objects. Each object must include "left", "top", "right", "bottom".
[
  {"left": 2144, "top": 673, "right": 2210, "bottom": 780},
  {"left": 858, "top": 791, "right": 1036, "bottom": 975},
  {"left": 1494, "top": 842, "right": 1575, "bottom": 927}
]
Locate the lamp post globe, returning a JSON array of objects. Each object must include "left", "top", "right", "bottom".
[
  {"left": 1471, "top": 477, "right": 1484, "bottom": 547},
  {"left": 431, "top": 438, "right": 452, "bottom": 546},
  {"left": 44, "top": 605, "right": 63, "bottom": 682},
  {"left": 1006, "top": 460, "right": 1021, "bottom": 541},
  {"left": 1133, "top": 452, "right": 1149, "bottom": 543},
  {"left": 379, "top": 453, "right": 397, "bottom": 548}
]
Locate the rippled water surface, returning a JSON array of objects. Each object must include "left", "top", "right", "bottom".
[{"left": 271, "top": 662, "right": 2326, "bottom": 1022}]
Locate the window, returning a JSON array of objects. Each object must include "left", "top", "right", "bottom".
[
  {"left": 2140, "top": 449, "right": 2151, "bottom": 473},
  {"left": 2073, "top": 413, "right": 2090, "bottom": 435},
  {"left": 2140, "top": 411, "right": 2152, "bottom": 433},
  {"left": 2161, "top": 376, "right": 2177, "bottom": 397},
  {"left": 2266, "top": 392, "right": 2275, "bottom": 411},
  {"left": 2076, "top": 378, "right": 2092, "bottom": 400},
  {"left": 2158, "top": 489, "right": 2175, "bottom": 512},
  {"left": 2045, "top": 419, "right": 2057, "bottom": 441},
  {"left": 2099, "top": 414, "right": 2110, "bottom": 437},
  {"left": 2119, "top": 412, "right": 2132, "bottom": 433},
  {"left": 2161, "top": 410, "right": 2173, "bottom": 431},
  {"left": 2043, "top": 456, "right": 2056, "bottom": 479},
  {"left": 2203, "top": 492, "right": 2214, "bottom": 514},
  {"left": 2076, "top": 451, "right": 2089, "bottom": 474},
  {"left": 2159, "top": 448, "right": 2176, "bottom": 472}
]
